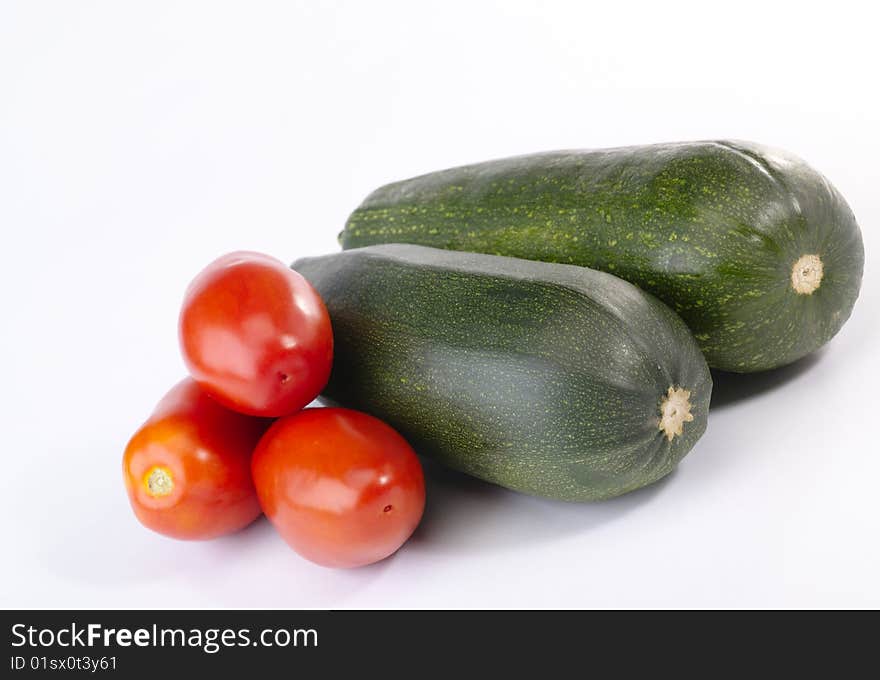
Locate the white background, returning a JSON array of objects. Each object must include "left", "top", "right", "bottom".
[{"left": 1, "top": 1, "right": 878, "bottom": 609}]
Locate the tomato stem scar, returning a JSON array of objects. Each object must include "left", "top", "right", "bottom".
[{"left": 145, "top": 466, "right": 174, "bottom": 497}]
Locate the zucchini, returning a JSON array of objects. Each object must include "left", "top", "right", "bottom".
[
  {"left": 341, "top": 141, "right": 864, "bottom": 372},
  {"left": 293, "top": 244, "right": 711, "bottom": 501}
]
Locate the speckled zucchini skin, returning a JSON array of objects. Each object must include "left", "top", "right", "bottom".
[
  {"left": 293, "top": 245, "right": 711, "bottom": 501},
  {"left": 341, "top": 141, "right": 864, "bottom": 372}
]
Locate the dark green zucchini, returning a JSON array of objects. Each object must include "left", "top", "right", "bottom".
[
  {"left": 293, "top": 244, "right": 711, "bottom": 501},
  {"left": 341, "top": 141, "right": 864, "bottom": 372}
]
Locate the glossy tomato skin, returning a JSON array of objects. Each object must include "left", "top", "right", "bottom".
[
  {"left": 179, "top": 251, "right": 333, "bottom": 417},
  {"left": 251, "top": 408, "right": 426, "bottom": 568},
  {"left": 123, "top": 378, "right": 268, "bottom": 540}
]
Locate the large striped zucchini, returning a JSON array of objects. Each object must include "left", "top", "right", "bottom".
[
  {"left": 341, "top": 141, "right": 864, "bottom": 372},
  {"left": 293, "top": 244, "right": 711, "bottom": 501}
]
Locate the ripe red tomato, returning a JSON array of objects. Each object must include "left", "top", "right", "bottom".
[
  {"left": 251, "top": 408, "right": 426, "bottom": 568},
  {"left": 123, "top": 379, "right": 268, "bottom": 540},
  {"left": 179, "top": 251, "right": 333, "bottom": 417}
]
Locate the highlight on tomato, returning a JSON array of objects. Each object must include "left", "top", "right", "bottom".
[
  {"left": 123, "top": 378, "right": 269, "bottom": 540},
  {"left": 178, "top": 251, "right": 333, "bottom": 418},
  {"left": 251, "top": 408, "right": 426, "bottom": 568}
]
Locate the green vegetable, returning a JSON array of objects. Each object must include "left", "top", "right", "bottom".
[
  {"left": 293, "top": 244, "right": 711, "bottom": 501},
  {"left": 341, "top": 141, "right": 864, "bottom": 372}
]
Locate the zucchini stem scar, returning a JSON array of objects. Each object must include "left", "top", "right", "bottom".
[
  {"left": 659, "top": 386, "right": 694, "bottom": 442},
  {"left": 145, "top": 466, "right": 174, "bottom": 497},
  {"left": 791, "top": 254, "right": 823, "bottom": 295}
]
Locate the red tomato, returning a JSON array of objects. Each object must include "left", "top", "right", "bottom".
[
  {"left": 123, "top": 379, "right": 268, "bottom": 540},
  {"left": 251, "top": 408, "right": 426, "bottom": 568},
  {"left": 179, "top": 251, "right": 333, "bottom": 417}
]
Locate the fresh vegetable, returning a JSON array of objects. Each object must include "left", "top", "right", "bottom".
[
  {"left": 251, "top": 407, "right": 425, "bottom": 568},
  {"left": 122, "top": 379, "right": 267, "bottom": 540},
  {"left": 341, "top": 141, "right": 864, "bottom": 372},
  {"left": 293, "top": 244, "right": 711, "bottom": 501},
  {"left": 179, "top": 251, "right": 333, "bottom": 417}
]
